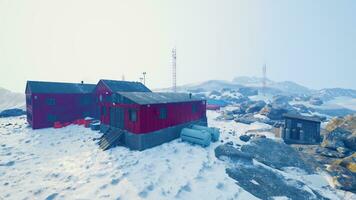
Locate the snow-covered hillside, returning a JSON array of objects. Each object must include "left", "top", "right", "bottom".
[
  {"left": 1, "top": 112, "right": 353, "bottom": 200},
  {"left": 0, "top": 87, "right": 25, "bottom": 112}
]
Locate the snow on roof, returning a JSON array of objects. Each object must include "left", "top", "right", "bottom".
[
  {"left": 26, "top": 81, "right": 95, "bottom": 94},
  {"left": 100, "top": 79, "right": 151, "bottom": 92},
  {"left": 283, "top": 113, "right": 321, "bottom": 123},
  {"left": 117, "top": 92, "right": 204, "bottom": 105}
]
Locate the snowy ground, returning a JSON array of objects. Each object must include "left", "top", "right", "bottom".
[{"left": 0, "top": 113, "right": 354, "bottom": 200}]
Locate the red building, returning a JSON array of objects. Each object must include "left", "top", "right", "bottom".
[
  {"left": 26, "top": 79, "right": 207, "bottom": 150},
  {"left": 98, "top": 92, "right": 207, "bottom": 150},
  {"left": 25, "top": 81, "right": 96, "bottom": 129}
]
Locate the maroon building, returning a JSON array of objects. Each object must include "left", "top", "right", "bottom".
[
  {"left": 26, "top": 79, "right": 208, "bottom": 151},
  {"left": 25, "top": 81, "right": 96, "bottom": 129},
  {"left": 98, "top": 92, "right": 207, "bottom": 150}
]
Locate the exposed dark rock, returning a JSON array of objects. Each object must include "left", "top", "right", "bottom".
[
  {"left": 237, "top": 87, "right": 258, "bottom": 96},
  {"left": 345, "top": 135, "right": 356, "bottom": 151},
  {"left": 226, "top": 165, "right": 328, "bottom": 200},
  {"left": 245, "top": 100, "right": 266, "bottom": 114},
  {"left": 309, "top": 97, "right": 323, "bottom": 106},
  {"left": 272, "top": 95, "right": 293, "bottom": 105},
  {"left": 260, "top": 104, "right": 289, "bottom": 120},
  {"left": 321, "top": 128, "right": 352, "bottom": 150},
  {"left": 327, "top": 164, "right": 356, "bottom": 192},
  {"left": 317, "top": 147, "right": 347, "bottom": 158},
  {"left": 336, "top": 147, "right": 351, "bottom": 155},
  {"left": 239, "top": 135, "right": 251, "bottom": 142},
  {"left": 0, "top": 109, "right": 26, "bottom": 118},
  {"left": 214, "top": 144, "right": 252, "bottom": 162},
  {"left": 241, "top": 138, "right": 314, "bottom": 173},
  {"left": 234, "top": 117, "right": 256, "bottom": 125},
  {"left": 293, "top": 104, "right": 310, "bottom": 113}
]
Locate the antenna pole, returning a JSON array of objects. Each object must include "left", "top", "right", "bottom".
[
  {"left": 142, "top": 72, "right": 146, "bottom": 85},
  {"left": 262, "top": 64, "right": 267, "bottom": 96},
  {"left": 172, "top": 47, "right": 177, "bottom": 92}
]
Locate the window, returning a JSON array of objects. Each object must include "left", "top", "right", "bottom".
[
  {"left": 46, "top": 98, "right": 56, "bottom": 106},
  {"left": 129, "top": 109, "right": 137, "bottom": 122},
  {"left": 159, "top": 107, "right": 167, "bottom": 119},
  {"left": 297, "top": 123, "right": 303, "bottom": 128},
  {"left": 47, "top": 114, "right": 57, "bottom": 122},
  {"left": 192, "top": 104, "right": 198, "bottom": 113}
]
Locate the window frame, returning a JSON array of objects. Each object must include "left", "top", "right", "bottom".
[
  {"left": 192, "top": 103, "right": 198, "bottom": 113},
  {"left": 129, "top": 109, "right": 137, "bottom": 122},
  {"left": 46, "top": 98, "right": 56, "bottom": 106},
  {"left": 159, "top": 107, "right": 167, "bottom": 119}
]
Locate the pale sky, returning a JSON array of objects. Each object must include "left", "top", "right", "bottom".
[{"left": 0, "top": 0, "right": 355, "bottom": 92}]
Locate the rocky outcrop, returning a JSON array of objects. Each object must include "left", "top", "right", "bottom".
[
  {"left": 321, "top": 127, "right": 352, "bottom": 150},
  {"left": 237, "top": 87, "right": 258, "bottom": 96},
  {"left": 215, "top": 140, "right": 328, "bottom": 199},
  {"left": 325, "top": 115, "right": 356, "bottom": 133},
  {"left": 214, "top": 144, "right": 252, "bottom": 162},
  {"left": 0, "top": 108, "right": 26, "bottom": 118},
  {"left": 245, "top": 100, "right": 266, "bottom": 114},
  {"left": 327, "top": 164, "right": 356, "bottom": 192},
  {"left": 240, "top": 138, "right": 314, "bottom": 174},
  {"left": 239, "top": 135, "right": 251, "bottom": 142},
  {"left": 226, "top": 165, "right": 327, "bottom": 200},
  {"left": 309, "top": 97, "right": 323, "bottom": 106}
]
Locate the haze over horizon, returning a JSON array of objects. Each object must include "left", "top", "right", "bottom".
[{"left": 1, "top": 0, "right": 356, "bottom": 93}]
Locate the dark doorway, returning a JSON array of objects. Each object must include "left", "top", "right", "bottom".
[
  {"left": 110, "top": 107, "right": 124, "bottom": 129},
  {"left": 291, "top": 128, "right": 301, "bottom": 140}
]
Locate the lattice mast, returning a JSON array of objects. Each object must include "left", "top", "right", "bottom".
[
  {"left": 172, "top": 47, "right": 177, "bottom": 92},
  {"left": 262, "top": 64, "right": 267, "bottom": 95}
]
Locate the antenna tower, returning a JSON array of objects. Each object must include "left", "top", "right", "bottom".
[
  {"left": 172, "top": 47, "right": 177, "bottom": 92},
  {"left": 262, "top": 64, "right": 267, "bottom": 95}
]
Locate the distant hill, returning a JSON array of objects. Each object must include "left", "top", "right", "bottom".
[
  {"left": 232, "top": 76, "right": 312, "bottom": 95},
  {"left": 0, "top": 87, "right": 25, "bottom": 112},
  {"left": 155, "top": 80, "right": 243, "bottom": 92},
  {"left": 156, "top": 76, "right": 356, "bottom": 101},
  {"left": 314, "top": 88, "right": 356, "bottom": 101}
]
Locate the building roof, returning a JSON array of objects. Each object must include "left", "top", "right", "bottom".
[
  {"left": 117, "top": 92, "right": 204, "bottom": 105},
  {"left": 283, "top": 113, "right": 321, "bottom": 123},
  {"left": 101, "top": 79, "right": 151, "bottom": 92},
  {"left": 26, "top": 81, "right": 95, "bottom": 94}
]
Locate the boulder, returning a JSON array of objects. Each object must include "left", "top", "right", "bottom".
[
  {"left": 231, "top": 107, "right": 245, "bottom": 115},
  {"left": 214, "top": 144, "right": 253, "bottom": 162},
  {"left": 259, "top": 104, "right": 290, "bottom": 120},
  {"left": 234, "top": 117, "right": 256, "bottom": 125},
  {"left": 317, "top": 147, "right": 347, "bottom": 158},
  {"left": 321, "top": 127, "right": 352, "bottom": 150},
  {"left": 226, "top": 165, "right": 327, "bottom": 200},
  {"left": 327, "top": 164, "right": 356, "bottom": 192},
  {"left": 239, "top": 135, "right": 251, "bottom": 142},
  {"left": 345, "top": 135, "right": 356, "bottom": 151},
  {"left": 293, "top": 104, "right": 310, "bottom": 113},
  {"left": 245, "top": 100, "right": 266, "bottom": 114},
  {"left": 0, "top": 108, "right": 26, "bottom": 118},
  {"left": 241, "top": 138, "right": 314, "bottom": 173},
  {"left": 309, "top": 97, "right": 323, "bottom": 106}
]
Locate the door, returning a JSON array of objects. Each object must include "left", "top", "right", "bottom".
[{"left": 110, "top": 107, "right": 124, "bottom": 129}]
